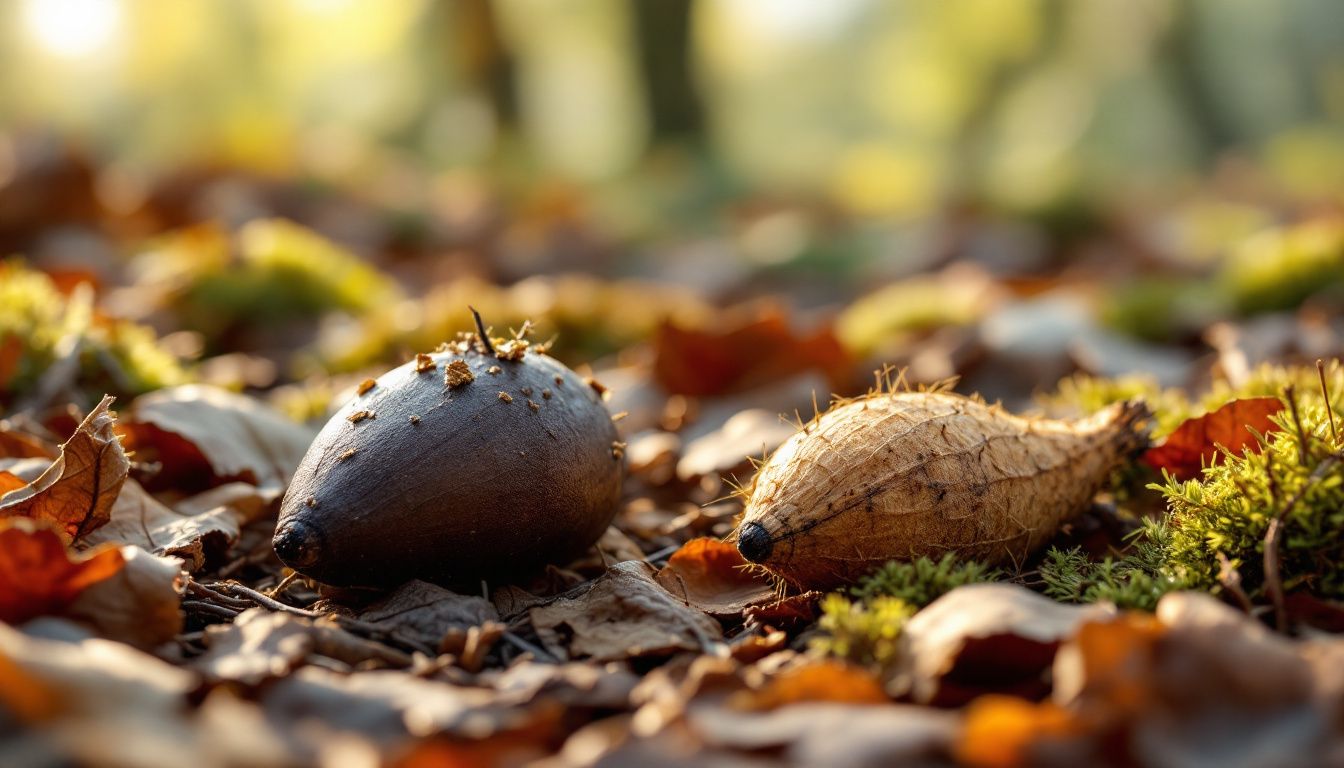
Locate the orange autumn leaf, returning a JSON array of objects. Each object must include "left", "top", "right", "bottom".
[
  {"left": 730, "top": 659, "right": 889, "bottom": 710},
  {"left": 655, "top": 537, "right": 774, "bottom": 618},
  {"left": 0, "top": 395, "right": 128, "bottom": 542},
  {"left": 652, "top": 310, "right": 850, "bottom": 397},
  {"left": 0, "top": 472, "right": 26, "bottom": 495},
  {"left": 956, "top": 695, "right": 1083, "bottom": 768},
  {"left": 0, "top": 518, "right": 126, "bottom": 624},
  {"left": 0, "top": 333, "right": 21, "bottom": 390},
  {"left": 1142, "top": 397, "right": 1283, "bottom": 480}
]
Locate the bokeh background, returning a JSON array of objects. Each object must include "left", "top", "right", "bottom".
[{"left": 4, "top": 0, "right": 1344, "bottom": 419}]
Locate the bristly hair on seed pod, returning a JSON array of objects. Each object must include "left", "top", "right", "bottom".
[{"left": 730, "top": 366, "right": 1151, "bottom": 591}]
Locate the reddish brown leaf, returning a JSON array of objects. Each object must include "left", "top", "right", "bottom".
[
  {"left": 656, "top": 537, "right": 775, "bottom": 619},
  {"left": 0, "top": 424, "right": 58, "bottom": 459},
  {"left": 0, "top": 518, "right": 126, "bottom": 624},
  {"left": 1142, "top": 397, "right": 1283, "bottom": 480},
  {"left": 0, "top": 472, "right": 26, "bottom": 495},
  {"left": 0, "top": 395, "right": 128, "bottom": 542},
  {"left": 652, "top": 310, "right": 850, "bottom": 397}
]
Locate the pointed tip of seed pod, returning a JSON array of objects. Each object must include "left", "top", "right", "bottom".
[{"left": 736, "top": 522, "right": 773, "bottom": 563}]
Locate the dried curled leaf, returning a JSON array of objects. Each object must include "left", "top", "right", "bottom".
[
  {"left": 0, "top": 395, "right": 127, "bottom": 542},
  {"left": 655, "top": 538, "right": 775, "bottom": 619},
  {"left": 1142, "top": 396, "right": 1283, "bottom": 480},
  {"left": 0, "top": 517, "right": 125, "bottom": 624}
]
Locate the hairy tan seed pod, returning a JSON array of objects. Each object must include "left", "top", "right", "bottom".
[{"left": 734, "top": 391, "right": 1150, "bottom": 590}]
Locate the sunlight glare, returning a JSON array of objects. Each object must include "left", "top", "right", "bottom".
[{"left": 23, "top": 0, "right": 121, "bottom": 58}]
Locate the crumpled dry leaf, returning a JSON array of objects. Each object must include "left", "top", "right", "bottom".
[
  {"left": 63, "top": 546, "right": 184, "bottom": 650},
  {"left": 0, "top": 518, "right": 125, "bottom": 625},
  {"left": 568, "top": 525, "right": 649, "bottom": 575},
  {"left": 892, "top": 584, "right": 1114, "bottom": 706},
  {"left": 358, "top": 580, "right": 499, "bottom": 651},
  {"left": 531, "top": 560, "right": 724, "bottom": 662},
  {"left": 487, "top": 661, "right": 641, "bottom": 711},
  {"left": 1142, "top": 396, "right": 1282, "bottom": 480},
  {"left": 83, "top": 481, "right": 279, "bottom": 571},
  {"left": 192, "top": 609, "right": 414, "bottom": 685},
  {"left": 652, "top": 311, "right": 850, "bottom": 398},
  {"left": 676, "top": 408, "right": 799, "bottom": 481},
  {"left": 655, "top": 538, "right": 775, "bottom": 619},
  {"left": 122, "top": 385, "right": 316, "bottom": 491},
  {"left": 0, "top": 395, "right": 127, "bottom": 542},
  {"left": 0, "top": 419, "right": 58, "bottom": 459}
]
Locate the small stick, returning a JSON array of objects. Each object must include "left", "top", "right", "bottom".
[
  {"left": 1319, "top": 359, "right": 1339, "bottom": 445},
  {"left": 1216, "top": 553, "right": 1254, "bottom": 615},
  {"left": 267, "top": 571, "right": 301, "bottom": 599},
  {"left": 186, "top": 579, "right": 253, "bottom": 609},
  {"left": 469, "top": 306, "right": 495, "bottom": 355},
  {"left": 182, "top": 600, "right": 240, "bottom": 619},
  {"left": 1284, "top": 385, "right": 1309, "bottom": 464},
  {"left": 501, "top": 631, "right": 559, "bottom": 663},
  {"left": 206, "top": 581, "right": 325, "bottom": 619}
]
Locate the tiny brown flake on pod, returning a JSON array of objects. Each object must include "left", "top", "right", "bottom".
[
  {"left": 305, "top": 496, "right": 317, "bottom": 508},
  {"left": 586, "top": 377, "right": 608, "bottom": 396},
  {"left": 554, "top": 375, "right": 564, "bottom": 385},
  {"left": 409, "top": 415, "right": 420, "bottom": 424},
  {"left": 339, "top": 449, "right": 357, "bottom": 462},
  {"left": 444, "top": 360, "right": 473, "bottom": 388},
  {"left": 348, "top": 411, "right": 375, "bottom": 423},
  {"left": 488, "top": 366, "right": 502, "bottom": 375},
  {"left": 498, "top": 392, "right": 513, "bottom": 403},
  {"left": 521, "top": 387, "right": 533, "bottom": 396},
  {"left": 414, "top": 354, "right": 436, "bottom": 373},
  {"left": 528, "top": 400, "right": 539, "bottom": 412},
  {"left": 356, "top": 379, "right": 376, "bottom": 395},
  {"left": 542, "top": 389, "right": 552, "bottom": 399}
]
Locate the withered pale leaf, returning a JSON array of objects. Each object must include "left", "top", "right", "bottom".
[
  {"left": 729, "top": 660, "right": 888, "bottom": 709},
  {"left": 530, "top": 560, "right": 724, "bottom": 662},
  {"left": 655, "top": 538, "right": 774, "bottom": 619},
  {"left": 676, "top": 409, "right": 798, "bottom": 481},
  {"left": 0, "top": 518, "right": 125, "bottom": 625},
  {"left": 892, "top": 583, "right": 1114, "bottom": 706},
  {"left": 0, "top": 395, "right": 127, "bottom": 542},
  {"left": 83, "top": 481, "right": 279, "bottom": 572},
  {"left": 358, "top": 580, "right": 499, "bottom": 650},
  {"left": 123, "top": 385, "right": 315, "bottom": 491},
  {"left": 487, "top": 661, "right": 640, "bottom": 711},
  {"left": 64, "top": 546, "right": 184, "bottom": 650},
  {"left": 192, "top": 609, "right": 315, "bottom": 686},
  {"left": 1142, "top": 397, "right": 1282, "bottom": 480}
]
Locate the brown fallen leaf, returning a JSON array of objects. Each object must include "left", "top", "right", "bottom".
[
  {"left": 0, "top": 517, "right": 125, "bottom": 625},
  {"left": 357, "top": 580, "right": 500, "bottom": 651},
  {"left": 64, "top": 546, "right": 184, "bottom": 650},
  {"left": 122, "top": 384, "right": 316, "bottom": 491},
  {"left": 83, "top": 481, "right": 280, "bottom": 571},
  {"left": 0, "top": 395, "right": 127, "bottom": 542},
  {"left": 192, "top": 609, "right": 314, "bottom": 686},
  {"left": 1142, "top": 396, "right": 1282, "bottom": 480},
  {"left": 676, "top": 408, "right": 799, "bottom": 482},
  {"left": 655, "top": 538, "right": 775, "bottom": 619},
  {"left": 891, "top": 584, "right": 1114, "bottom": 706},
  {"left": 530, "top": 560, "right": 724, "bottom": 662},
  {"left": 652, "top": 310, "right": 850, "bottom": 397},
  {"left": 0, "top": 418, "right": 58, "bottom": 459}
]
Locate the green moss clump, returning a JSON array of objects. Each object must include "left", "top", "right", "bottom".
[
  {"left": 808, "top": 594, "right": 914, "bottom": 674},
  {"left": 1155, "top": 398, "right": 1344, "bottom": 599},
  {"left": 0, "top": 260, "right": 188, "bottom": 412},
  {"left": 1042, "top": 373, "right": 1194, "bottom": 438},
  {"left": 1039, "top": 540, "right": 1186, "bottom": 611},
  {"left": 849, "top": 553, "right": 1001, "bottom": 608},
  {"left": 1220, "top": 219, "right": 1344, "bottom": 315}
]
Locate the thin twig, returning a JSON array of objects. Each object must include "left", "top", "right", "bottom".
[
  {"left": 206, "top": 581, "right": 325, "bottom": 618},
  {"left": 185, "top": 579, "right": 253, "bottom": 609},
  {"left": 266, "top": 571, "right": 301, "bottom": 599},
  {"left": 183, "top": 600, "right": 240, "bottom": 619},
  {"left": 469, "top": 305, "right": 495, "bottom": 355},
  {"left": 1216, "top": 553, "right": 1254, "bottom": 615},
  {"left": 1319, "top": 359, "right": 1338, "bottom": 445}
]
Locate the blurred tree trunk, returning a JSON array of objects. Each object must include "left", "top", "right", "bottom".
[
  {"left": 455, "top": 0, "right": 517, "bottom": 128},
  {"left": 632, "top": 0, "right": 702, "bottom": 138}
]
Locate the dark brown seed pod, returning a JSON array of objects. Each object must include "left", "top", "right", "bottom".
[{"left": 273, "top": 330, "right": 622, "bottom": 588}]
